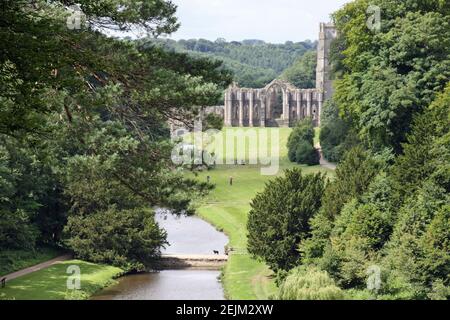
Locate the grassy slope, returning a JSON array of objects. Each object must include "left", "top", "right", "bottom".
[
  {"left": 314, "top": 127, "right": 321, "bottom": 146},
  {"left": 0, "top": 260, "right": 123, "bottom": 300},
  {"left": 0, "top": 247, "right": 63, "bottom": 277},
  {"left": 192, "top": 127, "right": 332, "bottom": 300}
]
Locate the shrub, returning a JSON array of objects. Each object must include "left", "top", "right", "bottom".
[
  {"left": 299, "top": 211, "right": 334, "bottom": 264},
  {"left": 203, "top": 112, "right": 224, "bottom": 131},
  {"left": 319, "top": 146, "right": 382, "bottom": 220},
  {"left": 319, "top": 99, "right": 356, "bottom": 163},
  {"left": 0, "top": 247, "right": 61, "bottom": 276},
  {"left": 276, "top": 266, "right": 345, "bottom": 300},
  {"left": 295, "top": 141, "right": 320, "bottom": 165},
  {"left": 381, "top": 183, "right": 450, "bottom": 297},
  {"left": 418, "top": 205, "right": 450, "bottom": 286},
  {"left": 287, "top": 118, "right": 319, "bottom": 165},
  {"left": 428, "top": 280, "right": 450, "bottom": 300},
  {"left": 322, "top": 236, "right": 372, "bottom": 289},
  {"left": 343, "top": 204, "right": 393, "bottom": 250},
  {"left": 64, "top": 290, "right": 90, "bottom": 300},
  {"left": 378, "top": 269, "right": 426, "bottom": 300},
  {"left": 0, "top": 209, "right": 39, "bottom": 250},
  {"left": 247, "top": 168, "right": 326, "bottom": 272},
  {"left": 64, "top": 207, "right": 167, "bottom": 271}
]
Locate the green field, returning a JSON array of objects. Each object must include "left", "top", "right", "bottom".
[
  {"left": 314, "top": 127, "right": 321, "bottom": 146},
  {"left": 191, "top": 127, "right": 333, "bottom": 299},
  {"left": 0, "top": 260, "right": 123, "bottom": 300}
]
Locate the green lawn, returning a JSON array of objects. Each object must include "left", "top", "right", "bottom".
[
  {"left": 190, "top": 127, "right": 333, "bottom": 299},
  {"left": 0, "top": 247, "right": 63, "bottom": 277},
  {"left": 0, "top": 260, "right": 123, "bottom": 300},
  {"left": 314, "top": 127, "right": 321, "bottom": 146}
]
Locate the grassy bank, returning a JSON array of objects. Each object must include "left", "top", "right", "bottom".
[
  {"left": 192, "top": 127, "right": 333, "bottom": 299},
  {"left": 0, "top": 247, "right": 63, "bottom": 277},
  {"left": 0, "top": 260, "right": 123, "bottom": 300}
]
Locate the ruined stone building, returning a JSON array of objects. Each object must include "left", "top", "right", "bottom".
[{"left": 223, "top": 23, "right": 337, "bottom": 128}]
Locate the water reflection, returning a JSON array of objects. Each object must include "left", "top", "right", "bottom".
[
  {"left": 92, "top": 270, "right": 225, "bottom": 300},
  {"left": 92, "top": 211, "right": 229, "bottom": 300},
  {"left": 156, "top": 211, "right": 228, "bottom": 255}
]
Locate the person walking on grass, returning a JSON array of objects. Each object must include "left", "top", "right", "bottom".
[{"left": 229, "top": 176, "right": 233, "bottom": 186}]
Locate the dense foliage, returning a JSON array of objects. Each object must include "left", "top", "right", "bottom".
[
  {"left": 247, "top": 168, "right": 326, "bottom": 273},
  {"left": 2, "top": 0, "right": 449, "bottom": 301},
  {"left": 331, "top": 0, "right": 450, "bottom": 154},
  {"left": 65, "top": 208, "right": 167, "bottom": 271},
  {"left": 275, "top": 266, "right": 344, "bottom": 300},
  {"left": 287, "top": 119, "right": 320, "bottom": 165},
  {"left": 0, "top": 247, "right": 62, "bottom": 277},
  {"left": 278, "top": 86, "right": 449, "bottom": 299},
  {"left": 314, "top": 86, "right": 448, "bottom": 299},
  {"left": 202, "top": 113, "right": 224, "bottom": 131},
  {"left": 149, "top": 38, "right": 316, "bottom": 88},
  {"left": 281, "top": 51, "right": 317, "bottom": 88},
  {"left": 261, "top": 0, "right": 450, "bottom": 300},
  {"left": 319, "top": 99, "right": 358, "bottom": 163},
  {"left": 0, "top": 0, "right": 230, "bottom": 270}
]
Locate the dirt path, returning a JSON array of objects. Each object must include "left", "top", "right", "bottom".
[
  {"left": 315, "top": 142, "right": 337, "bottom": 170},
  {"left": 1, "top": 254, "right": 72, "bottom": 282}
]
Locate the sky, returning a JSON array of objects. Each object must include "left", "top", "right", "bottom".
[{"left": 169, "top": 0, "right": 351, "bottom": 43}]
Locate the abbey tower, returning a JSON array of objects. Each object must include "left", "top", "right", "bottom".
[
  {"left": 316, "top": 22, "right": 337, "bottom": 102},
  {"left": 223, "top": 23, "right": 337, "bottom": 128}
]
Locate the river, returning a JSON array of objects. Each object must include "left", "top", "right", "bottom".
[{"left": 92, "top": 210, "right": 229, "bottom": 300}]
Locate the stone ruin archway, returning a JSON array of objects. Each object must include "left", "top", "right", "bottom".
[
  {"left": 222, "top": 22, "right": 337, "bottom": 128},
  {"left": 263, "top": 79, "right": 299, "bottom": 127},
  {"left": 266, "top": 85, "right": 283, "bottom": 121},
  {"left": 224, "top": 79, "right": 323, "bottom": 128}
]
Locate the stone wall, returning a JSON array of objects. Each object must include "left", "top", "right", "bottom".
[
  {"left": 223, "top": 22, "right": 337, "bottom": 128},
  {"left": 204, "top": 106, "right": 224, "bottom": 118},
  {"left": 224, "top": 81, "right": 323, "bottom": 127}
]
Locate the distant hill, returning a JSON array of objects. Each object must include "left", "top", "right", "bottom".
[{"left": 141, "top": 38, "right": 317, "bottom": 88}]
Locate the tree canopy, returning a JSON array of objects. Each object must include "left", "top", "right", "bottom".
[
  {"left": 331, "top": 0, "right": 450, "bottom": 153},
  {"left": 269, "top": 0, "right": 449, "bottom": 300},
  {"left": 147, "top": 37, "right": 316, "bottom": 88},
  {"left": 247, "top": 168, "right": 326, "bottom": 273},
  {"left": 281, "top": 50, "right": 317, "bottom": 88},
  {"left": 0, "top": 0, "right": 231, "bottom": 270}
]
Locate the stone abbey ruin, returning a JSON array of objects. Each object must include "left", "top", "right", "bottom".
[{"left": 223, "top": 23, "right": 337, "bottom": 128}]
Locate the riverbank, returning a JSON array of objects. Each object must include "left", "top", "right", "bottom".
[
  {"left": 0, "top": 260, "right": 123, "bottom": 300},
  {"left": 193, "top": 127, "right": 334, "bottom": 299},
  {"left": 92, "top": 213, "right": 229, "bottom": 300},
  {"left": 1, "top": 128, "right": 331, "bottom": 301}
]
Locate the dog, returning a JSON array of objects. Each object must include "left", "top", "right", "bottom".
[{"left": 213, "top": 250, "right": 219, "bottom": 255}]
